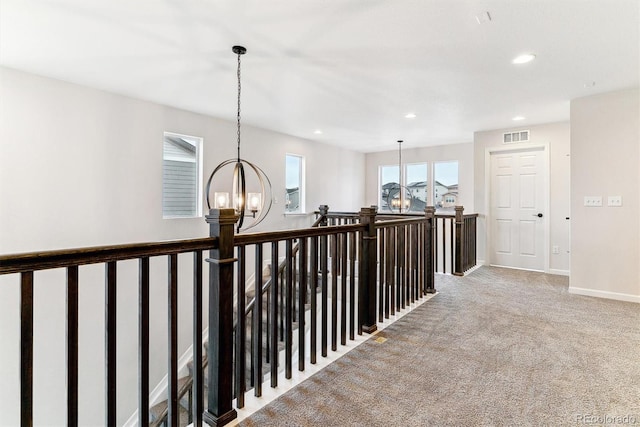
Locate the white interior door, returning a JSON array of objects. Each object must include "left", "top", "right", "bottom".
[{"left": 490, "top": 147, "right": 546, "bottom": 271}]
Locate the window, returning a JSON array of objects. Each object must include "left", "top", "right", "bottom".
[
  {"left": 379, "top": 163, "right": 427, "bottom": 212},
  {"left": 433, "top": 161, "right": 459, "bottom": 210},
  {"left": 379, "top": 165, "right": 400, "bottom": 212},
  {"left": 285, "top": 154, "right": 304, "bottom": 213},
  {"left": 405, "top": 163, "right": 428, "bottom": 212},
  {"left": 162, "top": 132, "right": 202, "bottom": 218}
]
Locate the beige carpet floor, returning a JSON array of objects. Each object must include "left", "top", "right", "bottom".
[{"left": 238, "top": 266, "right": 640, "bottom": 426}]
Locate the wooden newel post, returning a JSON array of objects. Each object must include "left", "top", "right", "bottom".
[
  {"left": 359, "top": 206, "right": 377, "bottom": 333},
  {"left": 424, "top": 206, "right": 436, "bottom": 294},
  {"left": 453, "top": 206, "right": 464, "bottom": 277},
  {"left": 318, "top": 204, "right": 329, "bottom": 226},
  {"left": 204, "top": 208, "right": 238, "bottom": 427}
]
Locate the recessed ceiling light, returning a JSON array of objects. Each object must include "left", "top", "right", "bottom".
[
  {"left": 405, "top": 113, "right": 416, "bottom": 119},
  {"left": 512, "top": 116, "right": 525, "bottom": 121},
  {"left": 512, "top": 53, "right": 536, "bottom": 64},
  {"left": 314, "top": 129, "right": 323, "bottom": 135},
  {"left": 583, "top": 81, "right": 596, "bottom": 88}
]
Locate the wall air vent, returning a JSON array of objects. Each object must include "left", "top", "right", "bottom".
[{"left": 503, "top": 130, "right": 530, "bottom": 144}]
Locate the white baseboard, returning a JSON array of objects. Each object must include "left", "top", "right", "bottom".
[
  {"left": 568, "top": 287, "right": 640, "bottom": 304},
  {"left": 549, "top": 268, "right": 570, "bottom": 276}
]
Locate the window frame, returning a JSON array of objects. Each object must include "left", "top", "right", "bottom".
[
  {"left": 378, "top": 163, "right": 428, "bottom": 213},
  {"left": 162, "top": 131, "right": 203, "bottom": 219},
  {"left": 285, "top": 153, "right": 305, "bottom": 214}
]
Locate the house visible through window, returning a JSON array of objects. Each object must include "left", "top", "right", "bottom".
[
  {"left": 162, "top": 132, "right": 202, "bottom": 218},
  {"left": 285, "top": 154, "right": 304, "bottom": 213},
  {"left": 434, "top": 161, "right": 459, "bottom": 210},
  {"left": 405, "top": 163, "right": 428, "bottom": 212},
  {"left": 379, "top": 163, "right": 427, "bottom": 212}
]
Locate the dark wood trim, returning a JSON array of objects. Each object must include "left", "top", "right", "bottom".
[
  {"left": 20, "top": 271, "right": 33, "bottom": 427},
  {"left": 359, "top": 207, "right": 378, "bottom": 334},
  {"left": 320, "top": 234, "right": 328, "bottom": 356},
  {"left": 270, "top": 241, "right": 279, "bottom": 387},
  {"left": 285, "top": 240, "right": 293, "bottom": 379},
  {"left": 235, "top": 245, "right": 246, "bottom": 408},
  {"left": 253, "top": 244, "right": 263, "bottom": 397},
  {"left": 105, "top": 261, "right": 117, "bottom": 426},
  {"left": 310, "top": 236, "right": 318, "bottom": 364},
  {"left": 330, "top": 234, "right": 338, "bottom": 351},
  {"left": 234, "top": 223, "right": 363, "bottom": 247},
  {"left": 138, "top": 257, "right": 150, "bottom": 427},
  {"left": 204, "top": 209, "right": 238, "bottom": 426},
  {"left": 168, "top": 254, "right": 179, "bottom": 427},
  {"left": 66, "top": 266, "right": 78, "bottom": 427},
  {"left": 0, "top": 238, "right": 218, "bottom": 275},
  {"left": 192, "top": 252, "right": 203, "bottom": 426}
]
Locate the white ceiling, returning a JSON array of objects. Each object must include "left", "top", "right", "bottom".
[{"left": 1, "top": 0, "right": 638, "bottom": 152}]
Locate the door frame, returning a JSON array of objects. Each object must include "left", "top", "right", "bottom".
[{"left": 484, "top": 142, "right": 550, "bottom": 273}]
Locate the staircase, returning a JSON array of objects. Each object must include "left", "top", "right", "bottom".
[{"left": 148, "top": 260, "right": 311, "bottom": 426}]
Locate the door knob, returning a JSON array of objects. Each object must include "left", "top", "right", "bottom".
[{"left": 533, "top": 213, "right": 543, "bottom": 218}]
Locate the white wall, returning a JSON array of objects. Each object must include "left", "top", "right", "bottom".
[
  {"left": 0, "top": 67, "right": 365, "bottom": 426},
  {"left": 569, "top": 88, "right": 640, "bottom": 302},
  {"left": 474, "top": 121, "right": 571, "bottom": 274},
  {"left": 364, "top": 142, "right": 474, "bottom": 211}
]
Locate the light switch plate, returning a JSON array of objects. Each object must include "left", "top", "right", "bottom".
[
  {"left": 584, "top": 196, "right": 602, "bottom": 207},
  {"left": 608, "top": 196, "right": 622, "bottom": 207}
]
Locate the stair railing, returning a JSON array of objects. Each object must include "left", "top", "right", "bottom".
[{"left": 0, "top": 204, "right": 437, "bottom": 427}]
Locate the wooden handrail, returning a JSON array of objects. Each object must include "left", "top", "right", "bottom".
[
  {"left": 234, "top": 223, "right": 364, "bottom": 246},
  {"left": 0, "top": 237, "right": 218, "bottom": 275}
]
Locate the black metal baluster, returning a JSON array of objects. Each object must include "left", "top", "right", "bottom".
[
  {"left": 391, "top": 227, "right": 397, "bottom": 315},
  {"left": 270, "top": 242, "right": 279, "bottom": 387},
  {"left": 321, "top": 234, "right": 328, "bottom": 357},
  {"left": 310, "top": 236, "right": 318, "bottom": 364},
  {"left": 192, "top": 252, "right": 203, "bottom": 427},
  {"left": 378, "top": 228, "right": 384, "bottom": 322},
  {"left": 254, "top": 244, "right": 263, "bottom": 397},
  {"left": 383, "top": 227, "right": 390, "bottom": 319},
  {"left": 168, "top": 254, "right": 178, "bottom": 427},
  {"left": 298, "top": 238, "right": 307, "bottom": 371},
  {"left": 399, "top": 225, "right": 405, "bottom": 310},
  {"left": 412, "top": 224, "right": 419, "bottom": 302},
  {"left": 340, "top": 233, "right": 347, "bottom": 346},
  {"left": 331, "top": 234, "right": 338, "bottom": 351},
  {"left": 349, "top": 232, "right": 356, "bottom": 340},
  {"left": 20, "top": 271, "right": 33, "bottom": 427},
  {"left": 138, "top": 258, "right": 150, "bottom": 427},
  {"left": 66, "top": 266, "right": 78, "bottom": 427},
  {"left": 105, "top": 261, "right": 117, "bottom": 426},
  {"left": 285, "top": 240, "right": 293, "bottom": 379}
]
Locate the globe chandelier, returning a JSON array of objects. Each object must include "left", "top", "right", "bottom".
[
  {"left": 385, "top": 140, "right": 414, "bottom": 213},
  {"left": 205, "top": 46, "right": 273, "bottom": 232}
]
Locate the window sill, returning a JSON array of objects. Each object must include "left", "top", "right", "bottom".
[{"left": 283, "top": 212, "right": 310, "bottom": 217}]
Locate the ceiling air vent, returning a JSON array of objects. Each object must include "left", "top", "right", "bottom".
[{"left": 503, "top": 130, "right": 530, "bottom": 144}]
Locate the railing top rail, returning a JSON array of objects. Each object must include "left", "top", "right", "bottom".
[
  {"left": 234, "top": 222, "right": 365, "bottom": 246},
  {"left": 0, "top": 237, "right": 218, "bottom": 275},
  {"left": 313, "top": 210, "right": 360, "bottom": 216},
  {"left": 374, "top": 217, "right": 427, "bottom": 228}
]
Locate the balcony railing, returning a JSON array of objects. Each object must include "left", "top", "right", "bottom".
[{"left": 0, "top": 205, "right": 450, "bottom": 426}]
